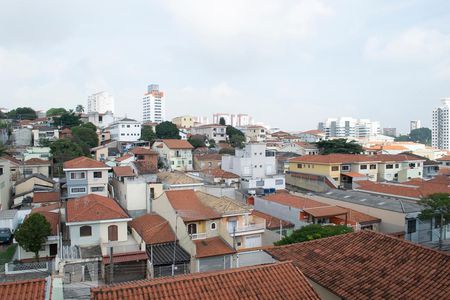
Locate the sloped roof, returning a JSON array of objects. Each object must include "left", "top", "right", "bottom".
[
  {"left": 157, "top": 171, "right": 202, "bottom": 185},
  {"left": 195, "top": 153, "right": 222, "bottom": 161},
  {"left": 23, "top": 158, "right": 50, "bottom": 165},
  {"left": 266, "top": 231, "right": 450, "bottom": 300},
  {"left": 15, "top": 174, "right": 55, "bottom": 186},
  {"left": 262, "top": 191, "right": 326, "bottom": 210},
  {"left": 66, "top": 194, "right": 129, "bottom": 223},
  {"left": 0, "top": 278, "right": 47, "bottom": 300},
  {"left": 115, "top": 153, "right": 133, "bottom": 162},
  {"left": 289, "top": 154, "right": 380, "bottom": 164},
  {"left": 196, "top": 191, "right": 251, "bottom": 216},
  {"left": 194, "top": 236, "right": 236, "bottom": 258},
  {"left": 91, "top": 262, "right": 320, "bottom": 300},
  {"left": 34, "top": 211, "right": 59, "bottom": 235},
  {"left": 63, "top": 156, "right": 109, "bottom": 169},
  {"left": 132, "top": 160, "right": 157, "bottom": 175},
  {"left": 161, "top": 139, "right": 193, "bottom": 149},
  {"left": 112, "top": 166, "right": 135, "bottom": 177},
  {"left": 130, "top": 147, "right": 157, "bottom": 155},
  {"left": 252, "top": 210, "right": 294, "bottom": 230},
  {"left": 201, "top": 168, "right": 240, "bottom": 179},
  {"left": 130, "top": 213, "right": 175, "bottom": 245},
  {"left": 165, "top": 190, "right": 221, "bottom": 222},
  {"left": 355, "top": 180, "right": 450, "bottom": 199},
  {"left": 33, "top": 191, "right": 60, "bottom": 203}
]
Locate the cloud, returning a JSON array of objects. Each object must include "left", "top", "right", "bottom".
[{"left": 364, "top": 27, "right": 450, "bottom": 63}]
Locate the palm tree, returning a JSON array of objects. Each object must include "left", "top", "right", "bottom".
[{"left": 75, "top": 105, "right": 85, "bottom": 113}]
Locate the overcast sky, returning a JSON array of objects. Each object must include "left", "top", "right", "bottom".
[{"left": 1, "top": 0, "right": 449, "bottom": 133}]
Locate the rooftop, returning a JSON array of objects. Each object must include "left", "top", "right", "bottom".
[
  {"left": 201, "top": 168, "right": 240, "bottom": 179},
  {"left": 132, "top": 160, "right": 158, "bottom": 175},
  {"left": 160, "top": 139, "right": 194, "bottom": 149},
  {"left": 157, "top": 171, "right": 203, "bottom": 185},
  {"left": 130, "top": 147, "right": 157, "bottom": 155},
  {"left": 262, "top": 191, "right": 326, "bottom": 210},
  {"left": 112, "top": 166, "right": 135, "bottom": 177},
  {"left": 33, "top": 191, "right": 60, "bottom": 203},
  {"left": 194, "top": 236, "right": 236, "bottom": 258},
  {"left": 165, "top": 190, "right": 221, "bottom": 222},
  {"left": 196, "top": 191, "right": 252, "bottom": 216},
  {"left": 195, "top": 153, "right": 222, "bottom": 161},
  {"left": 63, "top": 156, "right": 109, "bottom": 169},
  {"left": 0, "top": 278, "right": 47, "bottom": 300},
  {"left": 130, "top": 213, "right": 175, "bottom": 245},
  {"left": 91, "top": 262, "right": 320, "bottom": 300},
  {"left": 289, "top": 153, "right": 424, "bottom": 164},
  {"left": 23, "top": 158, "right": 50, "bottom": 165},
  {"left": 66, "top": 194, "right": 129, "bottom": 223},
  {"left": 252, "top": 210, "right": 294, "bottom": 230},
  {"left": 266, "top": 230, "right": 450, "bottom": 300}
]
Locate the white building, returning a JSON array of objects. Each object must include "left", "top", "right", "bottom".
[
  {"left": 212, "top": 113, "right": 253, "bottom": 127},
  {"left": 109, "top": 118, "right": 141, "bottom": 142},
  {"left": 0, "top": 158, "right": 11, "bottom": 210},
  {"left": 432, "top": 98, "right": 450, "bottom": 150},
  {"left": 318, "top": 117, "right": 381, "bottom": 139},
  {"left": 221, "top": 143, "right": 285, "bottom": 193},
  {"left": 142, "top": 84, "right": 165, "bottom": 123},
  {"left": 87, "top": 91, "right": 115, "bottom": 114},
  {"left": 87, "top": 111, "right": 115, "bottom": 129},
  {"left": 191, "top": 124, "right": 227, "bottom": 144},
  {"left": 410, "top": 120, "right": 422, "bottom": 132}
]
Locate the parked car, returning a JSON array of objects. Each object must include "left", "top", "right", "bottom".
[{"left": 0, "top": 228, "right": 12, "bottom": 244}]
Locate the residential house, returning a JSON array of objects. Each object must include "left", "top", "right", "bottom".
[
  {"left": 276, "top": 152, "right": 301, "bottom": 174},
  {"left": 13, "top": 174, "right": 56, "bottom": 207},
  {"left": 22, "top": 158, "right": 51, "bottom": 178},
  {"left": 129, "top": 147, "right": 158, "bottom": 165},
  {"left": 193, "top": 153, "right": 222, "bottom": 170},
  {"left": 91, "top": 262, "right": 321, "bottom": 300},
  {"left": 0, "top": 158, "right": 11, "bottom": 210},
  {"left": 87, "top": 110, "right": 114, "bottom": 129},
  {"left": 221, "top": 143, "right": 285, "bottom": 193},
  {"left": 198, "top": 168, "right": 240, "bottom": 187},
  {"left": 152, "top": 139, "right": 194, "bottom": 171},
  {"left": 157, "top": 171, "right": 204, "bottom": 190},
  {"left": 172, "top": 115, "right": 196, "bottom": 129},
  {"left": 130, "top": 213, "right": 191, "bottom": 278},
  {"left": 277, "top": 142, "right": 319, "bottom": 156},
  {"left": 0, "top": 278, "right": 56, "bottom": 300},
  {"left": 266, "top": 230, "right": 450, "bottom": 300},
  {"left": 191, "top": 124, "right": 227, "bottom": 144},
  {"left": 22, "top": 147, "right": 51, "bottom": 161},
  {"left": 32, "top": 126, "right": 59, "bottom": 146},
  {"left": 252, "top": 210, "right": 295, "bottom": 239},
  {"left": 31, "top": 190, "right": 60, "bottom": 208},
  {"left": 109, "top": 118, "right": 141, "bottom": 142},
  {"left": 241, "top": 125, "right": 267, "bottom": 142},
  {"left": 296, "top": 130, "right": 326, "bottom": 143},
  {"left": 374, "top": 154, "right": 425, "bottom": 182},
  {"left": 153, "top": 189, "right": 235, "bottom": 272},
  {"left": 63, "top": 156, "right": 110, "bottom": 198}
]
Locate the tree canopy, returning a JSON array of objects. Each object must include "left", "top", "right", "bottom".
[
  {"left": 219, "top": 147, "right": 235, "bottom": 155},
  {"left": 7, "top": 107, "right": 37, "bottom": 120},
  {"left": 75, "top": 104, "right": 85, "bottom": 113},
  {"left": 46, "top": 107, "right": 67, "bottom": 116},
  {"left": 226, "top": 126, "right": 245, "bottom": 148},
  {"left": 316, "top": 139, "right": 363, "bottom": 154},
  {"left": 155, "top": 121, "right": 180, "bottom": 139},
  {"left": 395, "top": 128, "right": 431, "bottom": 145},
  {"left": 274, "top": 224, "right": 353, "bottom": 246},
  {"left": 188, "top": 135, "right": 207, "bottom": 149},
  {"left": 72, "top": 124, "right": 99, "bottom": 150},
  {"left": 53, "top": 112, "right": 82, "bottom": 128},
  {"left": 140, "top": 125, "right": 156, "bottom": 144},
  {"left": 219, "top": 117, "right": 226, "bottom": 125},
  {"left": 50, "top": 139, "right": 85, "bottom": 176},
  {"left": 15, "top": 213, "right": 52, "bottom": 261},
  {"left": 419, "top": 193, "right": 450, "bottom": 250}
]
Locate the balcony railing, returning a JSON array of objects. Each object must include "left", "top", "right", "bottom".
[
  {"left": 190, "top": 232, "right": 207, "bottom": 240},
  {"left": 229, "top": 222, "right": 266, "bottom": 235}
]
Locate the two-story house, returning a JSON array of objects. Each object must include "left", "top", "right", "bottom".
[
  {"left": 152, "top": 139, "right": 194, "bottom": 171},
  {"left": 109, "top": 118, "right": 141, "bottom": 142},
  {"left": 241, "top": 125, "right": 267, "bottom": 142},
  {"left": 191, "top": 124, "right": 227, "bottom": 144},
  {"left": 63, "top": 156, "right": 111, "bottom": 198},
  {"left": 221, "top": 143, "right": 285, "bottom": 193},
  {"left": 32, "top": 126, "right": 59, "bottom": 146},
  {"left": 153, "top": 189, "right": 236, "bottom": 273},
  {"left": 374, "top": 154, "right": 425, "bottom": 182}
]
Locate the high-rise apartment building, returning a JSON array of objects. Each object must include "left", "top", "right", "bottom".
[
  {"left": 142, "top": 84, "right": 165, "bottom": 123},
  {"left": 318, "top": 117, "right": 381, "bottom": 139},
  {"left": 410, "top": 120, "right": 422, "bottom": 132},
  {"left": 382, "top": 128, "right": 397, "bottom": 137},
  {"left": 87, "top": 91, "right": 114, "bottom": 114},
  {"left": 432, "top": 98, "right": 450, "bottom": 150}
]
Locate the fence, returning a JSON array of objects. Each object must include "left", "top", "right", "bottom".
[{"left": 5, "top": 261, "right": 51, "bottom": 275}]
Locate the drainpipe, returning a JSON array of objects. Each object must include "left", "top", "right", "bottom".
[{"left": 146, "top": 183, "right": 151, "bottom": 213}]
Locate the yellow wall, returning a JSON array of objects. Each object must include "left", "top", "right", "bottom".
[{"left": 289, "top": 162, "right": 341, "bottom": 184}]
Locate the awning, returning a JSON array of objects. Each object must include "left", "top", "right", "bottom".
[
  {"left": 303, "top": 206, "right": 348, "bottom": 218},
  {"left": 341, "top": 172, "right": 367, "bottom": 178},
  {"left": 103, "top": 251, "right": 148, "bottom": 264}
]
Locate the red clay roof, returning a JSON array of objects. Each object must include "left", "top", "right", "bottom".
[
  {"left": 335, "top": 207, "right": 381, "bottom": 225},
  {"left": 31, "top": 203, "right": 61, "bottom": 213},
  {"left": 102, "top": 251, "right": 148, "bottom": 264},
  {"left": 66, "top": 194, "right": 129, "bottom": 223},
  {"left": 262, "top": 191, "right": 326, "bottom": 210},
  {"left": 23, "top": 158, "right": 50, "bottom": 165},
  {"left": 161, "top": 139, "right": 194, "bottom": 149},
  {"left": 437, "top": 155, "right": 450, "bottom": 161},
  {"left": 112, "top": 166, "right": 135, "bottom": 177},
  {"left": 290, "top": 154, "right": 379, "bottom": 164},
  {"left": 1, "top": 155, "right": 21, "bottom": 165},
  {"left": 33, "top": 191, "right": 60, "bottom": 203},
  {"left": 342, "top": 172, "right": 367, "bottom": 178},
  {"left": 130, "top": 213, "right": 175, "bottom": 245},
  {"left": 195, "top": 153, "right": 222, "bottom": 161},
  {"left": 371, "top": 154, "right": 425, "bottom": 162},
  {"left": 0, "top": 278, "right": 47, "bottom": 300},
  {"left": 130, "top": 147, "right": 158, "bottom": 155},
  {"left": 266, "top": 231, "right": 450, "bottom": 300},
  {"left": 301, "top": 130, "right": 324, "bottom": 135},
  {"left": 195, "top": 236, "right": 236, "bottom": 258},
  {"left": 252, "top": 210, "right": 294, "bottom": 230},
  {"left": 165, "top": 190, "right": 221, "bottom": 222},
  {"left": 115, "top": 153, "right": 133, "bottom": 162},
  {"left": 63, "top": 156, "right": 108, "bottom": 169},
  {"left": 303, "top": 206, "right": 348, "bottom": 218},
  {"left": 201, "top": 168, "right": 240, "bottom": 179},
  {"left": 91, "top": 262, "right": 320, "bottom": 300},
  {"left": 355, "top": 180, "right": 450, "bottom": 199}
]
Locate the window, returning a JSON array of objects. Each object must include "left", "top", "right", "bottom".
[
  {"left": 407, "top": 218, "right": 416, "bottom": 234},
  {"left": 275, "top": 179, "right": 284, "bottom": 185},
  {"left": 395, "top": 164, "right": 399, "bottom": 168},
  {"left": 80, "top": 226, "right": 92, "bottom": 237},
  {"left": 108, "top": 225, "right": 118, "bottom": 241},
  {"left": 386, "top": 164, "right": 394, "bottom": 169},
  {"left": 70, "top": 187, "right": 86, "bottom": 194},
  {"left": 297, "top": 164, "right": 302, "bottom": 169},
  {"left": 342, "top": 165, "right": 350, "bottom": 171},
  {"left": 360, "top": 165, "right": 367, "bottom": 170},
  {"left": 93, "top": 171, "right": 102, "bottom": 178},
  {"left": 188, "top": 223, "right": 197, "bottom": 235},
  {"left": 91, "top": 186, "right": 105, "bottom": 192},
  {"left": 370, "top": 164, "right": 376, "bottom": 170},
  {"left": 70, "top": 172, "right": 86, "bottom": 180},
  {"left": 0, "top": 167, "right": 3, "bottom": 176},
  {"left": 210, "top": 222, "right": 217, "bottom": 230},
  {"left": 256, "top": 180, "right": 264, "bottom": 187},
  {"left": 331, "top": 166, "right": 339, "bottom": 171}
]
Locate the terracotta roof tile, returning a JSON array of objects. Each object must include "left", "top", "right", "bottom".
[
  {"left": 102, "top": 251, "right": 148, "bottom": 264},
  {"left": 31, "top": 203, "right": 61, "bottom": 213},
  {"left": 303, "top": 206, "right": 349, "bottom": 218},
  {"left": 63, "top": 156, "right": 109, "bottom": 169},
  {"left": 132, "top": 160, "right": 157, "bottom": 174},
  {"left": 262, "top": 191, "right": 326, "bottom": 210},
  {"left": 115, "top": 153, "right": 133, "bottom": 162},
  {"left": 161, "top": 139, "right": 194, "bottom": 149},
  {"left": 0, "top": 278, "right": 47, "bottom": 300},
  {"left": 437, "top": 155, "right": 450, "bottom": 161},
  {"left": 195, "top": 236, "right": 236, "bottom": 258},
  {"left": 24, "top": 158, "right": 50, "bottom": 165},
  {"left": 130, "top": 147, "right": 158, "bottom": 155},
  {"left": 112, "top": 166, "right": 135, "bottom": 177},
  {"left": 290, "top": 154, "right": 380, "bottom": 164},
  {"left": 301, "top": 130, "right": 324, "bottom": 135},
  {"left": 355, "top": 180, "right": 450, "bottom": 199},
  {"left": 33, "top": 191, "right": 60, "bottom": 203},
  {"left": 201, "top": 168, "right": 240, "bottom": 179},
  {"left": 66, "top": 194, "right": 129, "bottom": 223},
  {"left": 195, "top": 153, "right": 222, "bottom": 161},
  {"left": 252, "top": 210, "right": 294, "bottom": 230},
  {"left": 91, "top": 262, "right": 320, "bottom": 300},
  {"left": 165, "top": 190, "right": 221, "bottom": 222},
  {"left": 130, "top": 213, "right": 175, "bottom": 245},
  {"left": 34, "top": 211, "right": 59, "bottom": 235},
  {"left": 157, "top": 171, "right": 202, "bottom": 185},
  {"left": 266, "top": 231, "right": 450, "bottom": 300}
]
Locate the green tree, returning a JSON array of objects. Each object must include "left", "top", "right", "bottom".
[
  {"left": 50, "top": 139, "right": 84, "bottom": 176},
  {"left": 7, "top": 107, "right": 37, "bottom": 120},
  {"left": 155, "top": 121, "right": 180, "bottom": 139},
  {"left": 140, "top": 125, "right": 156, "bottom": 144},
  {"left": 316, "top": 139, "right": 363, "bottom": 154},
  {"left": 0, "top": 143, "right": 7, "bottom": 156},
  {"left": 226, "top": 126, "right": 245, "bottom": 148},
  {"left": 75, "top": 104, "right": 84, "bottom": 113},
  {"left": 79, "top": 122, "right": 97, "bottom": 132},
  {"left": 219, "top": 117, "right": 226, "bottom": 125},
  {"left": 208, "top": 139, "right": 217, "bottom": 148},
  {"left": 394, "top": 135, "right": 411, "bottom": 142},
  {"left": 219, "top": 147, "right": 235, "bottom": 155},
  {"left": 46, "top": 108, "right": 67, "bottom": 116},
  {"left": 72, "top": 125, "right": 99, "bottom": 149},
  {"left": 419, "top": 193, "right": 450, "bottom": 250},
  {"left": 274, "top": 224, "right": 353, "bottom": 246},
  {"left": 0, "top": 111, "right": 6, "bottom": 119},
  {"left": 15, "top": 213, "right": 52, "bottom": 261},
  {"left": 409, "top": 128, "right": 431, "bottom": 145},
  {"left": 188, "top": 135, "right": 206, "bottom": 149},
  {"left": 53, "top": 112, "right": 81, "bottom": 128},
  {"left": 38, "top": 138, "right": 51, "bottom": 147}
]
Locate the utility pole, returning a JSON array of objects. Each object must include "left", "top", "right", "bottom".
[
  {"left": 279, "top": 219, "right": 283, "bottom": 240},
  {"left": 109, "top": 245, "right": 114, "bottom": 284},
  {"left": 439, "top": 213, "right": 443, "bottom": 251},
  {"left": 172, "top": 211, "right": 178, "bottom": 276}
]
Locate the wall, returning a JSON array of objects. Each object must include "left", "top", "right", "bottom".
[
  {"left": 289, "top": 162, "right": 341, "bottom": 184},
  {"left": 0, "top": 159, "right": 11, "bottom": 210},
  {"left": 69, "top": 221, "right": 128, "bottom": 247},
  {"left": 15, "top": 177, "right": 53, "bottom": 195},
  {"left": 254, "top": 196, "right": 305, "bottom": 228}
]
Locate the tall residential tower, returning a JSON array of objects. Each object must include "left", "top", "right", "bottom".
[
  {"left": 432, "top": 98, "right": 450, "bottom": 150},
  {"left": 142, "top": 84, "right": 165, "bottom": 123},
  {"left": 87, "top": 91, "right": 114, "bottom": 114}
]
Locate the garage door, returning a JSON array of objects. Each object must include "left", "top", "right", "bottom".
[{"left": 245, "top": 235, "right": 261, "bottom": 248}]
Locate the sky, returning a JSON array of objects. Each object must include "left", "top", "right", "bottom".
[{"left": 0, "top": 0, "right": 449, "bottom": 134}]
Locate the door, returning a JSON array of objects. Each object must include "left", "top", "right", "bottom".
[
  {"left": 245, "top": 235, "right": 262, "bottom": 248},
  {"left": 187, "top": 223, "right": 197, "bottom": 235},
  {"left": 108, "top": 225, "right": 118, "bottom": 241},
  {"left": 49, "top": 244, "right": 58, "bottom": 256}
]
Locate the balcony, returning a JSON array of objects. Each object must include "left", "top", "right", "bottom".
[
  {"left": 101, "top": 235, "right": 141, "bottom": 256},
  {"left": 189, "top": 232, "right": 207, "bottom": 240},
  {"left": 228, "top": 222, "right": 266, "bottom": 236}
]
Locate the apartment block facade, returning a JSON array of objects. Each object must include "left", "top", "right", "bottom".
[{"left": 143, "top": 84, "right": 165, "bottom": 123}]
